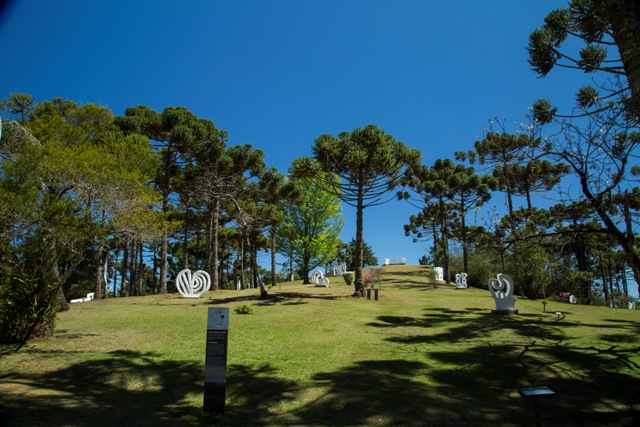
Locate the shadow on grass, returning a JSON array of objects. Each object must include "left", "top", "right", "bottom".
[
  {"left": 366, "top": 308, "right": 640, "bottom": 426},
  {"left": 3, "top": 310, "right": 639, "bottom": 426},
  {"left": 0, "top": 350, "right": 204, "bottom": 427}
]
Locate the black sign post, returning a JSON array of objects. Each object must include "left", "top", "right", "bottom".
[{"left": 203, "top": 308, "right": 229, "bottom": 414}]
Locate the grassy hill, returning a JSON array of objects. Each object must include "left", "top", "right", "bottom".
[{"left": 1, "top": 265, "right": 639, "bottom": 426}]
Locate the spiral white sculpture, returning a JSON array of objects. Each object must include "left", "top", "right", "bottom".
[
  {"left": 310, "top": 269, "right": 330, "bottom": 287},
  {"left": 176, "top": 269, "right": 211, "bottom": 298},
  {"left": 488, "top": 273, "right": 518, "bottom": 313}
]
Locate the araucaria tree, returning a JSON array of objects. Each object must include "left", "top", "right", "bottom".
[
  {"left": 528, "top": 0, "right": 640, "bottom": 295},
  {"left": 292, "top": 124, "right": 421, "bottom": 297}
]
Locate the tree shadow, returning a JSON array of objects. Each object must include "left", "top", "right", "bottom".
[
  {"left": 0, "top": 349, "right": 204, "bottom": 427},
  {"left": 217, "top": 363, "right": 300, "bottom": 426},
  {"left": 366, "top": 308, "right": 640, "bottom": 426},
  {"left": 292, "top": 359, "right": 470, "bottom": 426}
]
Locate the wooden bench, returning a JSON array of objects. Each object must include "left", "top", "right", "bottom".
[{"left": 366, "top": 288, "right": 379, "bottom": 300}]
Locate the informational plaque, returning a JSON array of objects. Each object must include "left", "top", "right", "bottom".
[{"left": 203, "top": 308, "right": 229, "bottom": 414}]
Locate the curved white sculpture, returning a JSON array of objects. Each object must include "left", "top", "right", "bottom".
[
  {"left": 310, "top": 269, "right": 330, "bottom": 287},
  {"left": 569, "top": 295, "right": 577, "bottom": 304},
  {"left": 176, "top": 269, "right": 211, "bottom": 298},
  {"left": 434, "top": 267, "right": 444, "bottom": 282},
  {"left": 488, "top": 273, "right": 518, "bottom": 314},
  {"left": 455, "top": 272, "right": 468, "bottom": 289}
]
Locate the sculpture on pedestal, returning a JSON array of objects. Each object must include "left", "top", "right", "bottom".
[
  {"left": 176, "top": 269, "right": 211, "bottom": 298},
  {"left": 488, "top": 273, "right": 518, "bottom": 314},
  {"left": 310, "top": 269, "right": 330, "bottom": 287}
]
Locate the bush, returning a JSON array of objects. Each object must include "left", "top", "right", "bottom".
[
  {"left": 342, "top": 272, "right": 354, "bottom": 286},
  {"left": 0, "top": 274, "right": 59, "bottom": 345},
  {"left": 234, "top": 304, "right": 254, "bottom": 315}
]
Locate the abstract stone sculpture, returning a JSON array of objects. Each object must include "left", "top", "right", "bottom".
[
  {"left": 455, "top": 272, "right": 468, "bottom": 289},
  {"left": 488, "top": 273, "right": 518, "bottom": 314},
  {"left": 331, "top": 262, "right": 347, "bottom": 277},
  {"left": 384, "top": 257, "right": 406, "bottom": 265},
  {"left": 434, "top": 267, "right": 444, "bottom": 282},
  {"left": 176, "top": 269, "right": 211, "bottom": 298},
  {"left": 310, "top": 269, "right": 330, "bottom": 287}
]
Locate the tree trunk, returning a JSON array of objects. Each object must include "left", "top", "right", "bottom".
[
  {"left": 354, "top": 187, "right": 365, "bottom": 297},
  {"left": 599, "top": 253, "right": 609, "bottom": 306},
  {"left": 605, "top": 0, "right": 640, "bottom": 121},
  {"left": 159, "top": 230, "right": 168, "bottom": 293},
  {"left": 103, "top": 253, "right": 109, "bottom": 299},
  {"left": 211, "top": 199, "right": 220, "bottom": 290},
  {"left": 138, "top": 242, "right": 145, "bottom": 295},
  {"left": 460, "top": 198, "right": 468, "bottom": 274},
  {"left": 239, "top": 228, "right": 246, "bottom": 289},
  {"left": 130, "top": 239, "right": 138, "bottom": 296},
  {"left": 152, "top": 242, "right": 158, "bottom": 294},
  {"left": 57, "top": 283, "right": 70, "bottom": 312},
  {"left": 95, "top": 244, "right": 104, "bottom": 299},
  {"left": 270, "top": 226, "right": 277, "bottom": 287},
  {"left": 121, "top": 238, "right": 129, "bottom": 296}
]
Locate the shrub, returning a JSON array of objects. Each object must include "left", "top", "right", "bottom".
[
  {"left": 234, "top": 304, "right": 254, "bottom": 315},
  {"left": 0, "top": 274, "right": 59, "bottom": 345},
  {"left": 342, "top": 272, "right": 354, "bottom": 286}
]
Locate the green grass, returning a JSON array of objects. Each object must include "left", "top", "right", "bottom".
[{"left": 1, "top": 264, "right": 639, "bottom": 426}]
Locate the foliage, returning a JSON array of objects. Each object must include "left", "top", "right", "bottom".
[
  {"left": 342, "top": 272, "right": 354, "bottom": 286},
  {"left": 292, "top": 124, "right": 421, "bottom": 297},
  {"left": 527, "top": 0, "right": 640, "bottom": 121},
  {"left": 278, "top": 161, "right": 343, "bottom": 284},
  {"left": 343, "top": 238, "right": 378, "bottom": 271},
  {"left": 233, "top": 304, "right": 254, "bottom": 315},
  {"left": 0, "top": 275, "right": 59, "bottom": 346},
  {"left": 0, "top": 95, "right": 160, "bottom": 343}
]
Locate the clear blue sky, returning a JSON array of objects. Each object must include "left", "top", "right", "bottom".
[{"left": 1, "top": 0, "right": 581, "bottom": 269}]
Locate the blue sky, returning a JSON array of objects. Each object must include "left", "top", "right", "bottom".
[{"left": 1, "top": 0, "right": 584, "bottom": 270}]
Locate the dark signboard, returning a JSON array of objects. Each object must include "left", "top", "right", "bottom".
[{"left": 203, "top": 308, "right": 229, "bottom": 414}]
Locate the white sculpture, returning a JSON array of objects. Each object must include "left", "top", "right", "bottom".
[
  {"left": 455, "top": 272, "right": 468, "bottom": 289},
  {"left": 331, "top": 262, "right": 347, "bottom": 276},
  {"left": 176, "top": 269, "right": 211, "bottom": 298},
  {"left": 434, "top": 267, "right": 444, "bottom": 282},
  {"left": 569, "top": 295, "right": 577, "bottom": 304},
  {"left": 70, "top": 292, "right": 95, "bottom": 303},
  {"left": 488, "top": 273, "right": 518, "bottom": 314},
  {"left": 629, "top": 301, "right": 637, "bottom": 310},
  {"left": 384, "top": 257, "right": 406, "bottom": 265},
  {"left": 310, "top": 269, "right": 330, "bottom": 287}
]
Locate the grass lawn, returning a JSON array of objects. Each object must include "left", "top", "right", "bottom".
[{"left": 1, "top": 264, "right": 639, "bottom": 426}]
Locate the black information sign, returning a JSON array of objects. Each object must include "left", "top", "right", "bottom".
[{"left": 204, "top": 308, "right": 229, "bottom": 414}]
